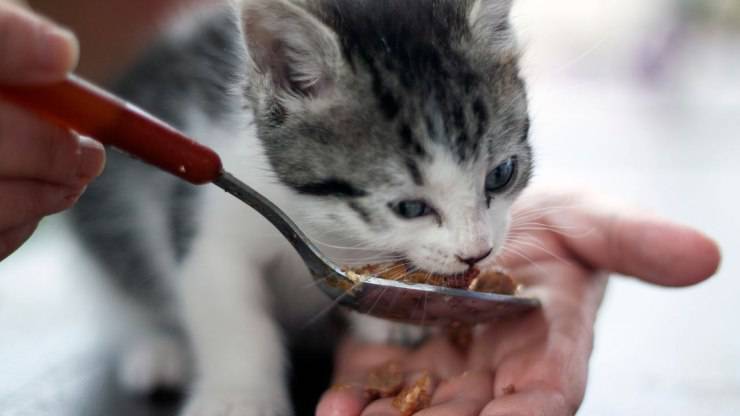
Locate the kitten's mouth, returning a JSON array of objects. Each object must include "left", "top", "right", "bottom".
[{"left": 350, "top": 262, "right": 480, "bottom": 289}]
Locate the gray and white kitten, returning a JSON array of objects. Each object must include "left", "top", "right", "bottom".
[{"left": 71, "top": 0, "right": 532, "bottom": 414}]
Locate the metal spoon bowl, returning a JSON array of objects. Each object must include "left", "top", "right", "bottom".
[{"left": 1, "top": 76, "right": 540, "bottom": 326}]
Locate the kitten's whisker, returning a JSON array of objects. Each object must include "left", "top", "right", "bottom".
[
  {"left": 509, "top": 225, "right": 594, "bottom": 239},
  {"left": 375, "top": 260, "right": 412, "bottom": 273},
  {"left": 497, "top": 244, "right": 549, "bottom": 276},
  {"left": 508, "top": 236, "right": 572, "bottom": 266},
  {"left": 511, "top": 204, "right": 583, "bottom": 222},
  {"left": 386, "top": 276, "right": 408, "bottom": 316},
  {"left": 302, "top": 234, "right": 382, "bottom": 251},
  {"left": 302, "top": 292, "right": 347, "bottom": 328},
  {"left": 302, "top": 279, "right": 365, "bottom": 329},
  {"left": 334, "top": 259, "right": 405, "bottom": 266},
  {"left": 419, "top": 270, "right": 433, "bottom": 327},
  {"left": 365, "top": 285, "right": 392, "bottom": 318},
  {"left": 311, "top": 239, "right": 386, "bottom": 251},
  {"left": 511, "top": 221, "right": 582, "bottom": 231},
  {"left": 502, "top": 235, "right": 536, "bottom": 246},
  {"left": 367, "top": 263, "right": 420, "bottom": 320},
  {"left": 329, "top": 255, "right": 405, "bottom": 264},
  {"left": 300, "top": 276, "right": 328, "bottom": 290}
]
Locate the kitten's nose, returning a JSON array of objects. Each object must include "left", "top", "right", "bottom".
[{"left": 456, "top": 248, "right": 493, "bottom": 267}]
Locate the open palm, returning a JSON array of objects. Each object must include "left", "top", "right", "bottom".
[{"left": 317, "top": 188, "right": 720, "bottom": 416}]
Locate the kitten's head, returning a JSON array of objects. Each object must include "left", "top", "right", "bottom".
[{"left": 241, "top": 0, "right": 532, "bottom": 276}]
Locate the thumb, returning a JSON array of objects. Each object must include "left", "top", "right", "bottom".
[{"left": 0, "top": 2, "right": 78, "bottom": 84}]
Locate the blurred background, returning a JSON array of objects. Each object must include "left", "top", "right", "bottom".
[{"left": 1, "top": 0, "right": 738, "bottom": 414}]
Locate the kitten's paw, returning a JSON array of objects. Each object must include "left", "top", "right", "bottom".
[
  {"left": 118, "top": 333, "right": 189, "bottom": 395},
  {"left": 349, "top": 313, "right": 430, "bottom": 346},
  {"left": 181, "top": 392, "right": 292, "bottom": 416}
]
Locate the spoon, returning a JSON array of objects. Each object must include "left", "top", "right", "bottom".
[{"left": 0, "top": 75, "right": 539, "bottom": 326}]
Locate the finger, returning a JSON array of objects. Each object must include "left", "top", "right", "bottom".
[
  {"left": 0, "top": 221, "right": 39, "bottom": 261},
  {"left": 360, "top": 397, "right": 397, "bottom": 416},
  {"left": 318, "top": 384, "right": 369, "bottom": 416},
  {"left": 556, "top": 205, "right": 720, "bottom": 286},
  {"left": 361, "top": 372, "right": 490, "bottom": 416},
  {"left": 0, "top": 103, "right": 106, "bottom": 185},
  {"left": 513, "top": 189, "right": 720, "bottom": 286},
  {"left": 0, "top": 1, "right": 79, "bottom": 84},
  {"left": 317, "top": 339, "right": 409, "bottom": 416},
  {"left": 0, "top": 179, "right": 85, "bottom": 230},
  {"left": 481, "top": 388, "right": 576, "bottom": 416}
]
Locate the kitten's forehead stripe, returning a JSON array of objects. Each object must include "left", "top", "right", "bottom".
[
  {"left": 399, "top": 123, "right": 427, "bottom": 157},
  {"left": 399, "top": 124, "right": 413, "bottom": 148},
  {"left": 452, "top": 105, "right": 466, "bottom": 136},
  {"left": 472, "top": 97, "right": 489, "bottom": 137},
  {"left": 405, "top": 158, "right": 424, "bottom": 186},
  {"left": 365, "top": 59, "right": 401, "bottom": 120},
  {"left": 293, "top": 179, "right": 367, "bottom": 198}
]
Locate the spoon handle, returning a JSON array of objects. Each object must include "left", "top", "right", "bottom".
[
  {"left": 0, "top": 74, "right": 337, "bottom": 276},
  {"left": 0, "top": 74, "right": 223, "bottom": 185}
]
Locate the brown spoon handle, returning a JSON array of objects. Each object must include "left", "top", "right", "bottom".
[{"left": 0, "top": 74, "right": 223, "bottom": 185}]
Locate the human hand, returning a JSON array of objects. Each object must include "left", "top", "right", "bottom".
[
  {"left": 317, "top": 188, "right": 721, "bottom": 416},
  {"left": 0, "top": 1, "right": 105, "bottom": 260}
]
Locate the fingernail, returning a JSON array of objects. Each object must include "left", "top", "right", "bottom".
[
  {"left": 35, "top": 21, "right": 79, "bottom": 76},
  {"left": 77, "top": 137, "right": 106, "bottom": 180},
  {"left": 64, "top": 185, "right": 87, "bottom": 205}
]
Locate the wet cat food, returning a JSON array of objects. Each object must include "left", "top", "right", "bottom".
[
  {"left": 391, "top": 372, "right": 434, "bottom": 416},
  {"left": 348, "top": 262, "right": 518, "bottom": 295}
]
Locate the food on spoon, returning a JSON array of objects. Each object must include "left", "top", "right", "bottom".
[
  {"left": 347, "top": 262, "right": 478, "bottom": 289},
  {"left": 347, "top": 262, "right": 519, "bottom": 295},
  {"left": 468, "top": 267, "right": 518, "bottom": 295},
  {"left": 392, "top": 372, "right": 434, "bottom": 416}
]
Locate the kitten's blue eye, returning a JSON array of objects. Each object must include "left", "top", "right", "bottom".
[
  {"left": 486, "top": 157, "right": 517, "bottom": 194},
  {"left": 392, "top": 200, "right": 433, "bottom": 219}
]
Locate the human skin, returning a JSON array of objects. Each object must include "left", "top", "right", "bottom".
[
  {"left": 317, "top": 187, "right": 721, "bottom": 416},
  {"left": 0, "top": 1, "right": 104, "bottom": 260}
]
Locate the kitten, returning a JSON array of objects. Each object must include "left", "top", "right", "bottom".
[{"left": 71, "top": 0, "right": 532, "bottom": 414}]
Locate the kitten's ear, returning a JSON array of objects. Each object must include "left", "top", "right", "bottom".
[
  {"left": 467, "top": 0, "right": 516, "bottom": 53},
  {"left": 241, "top": 0, "right": 340, "bottom": 98}
]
